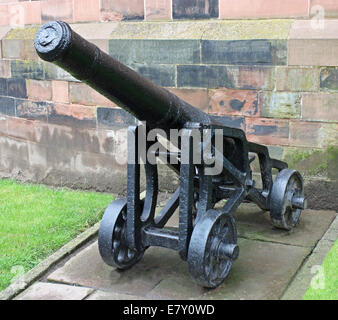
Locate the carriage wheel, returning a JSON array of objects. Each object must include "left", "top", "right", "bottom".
[
  {"left": 270, "top": 169, "right": 307, "bottom": 231},
  {"left": 187, "top": 209, "right": 239, "bottom": 288},
  {"left": 98, "top": 198, "right": 144, "bottom": 270}
]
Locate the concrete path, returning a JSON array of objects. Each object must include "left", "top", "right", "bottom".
[{"left": 14, "top": 199, "right": 337, "bottom": 300}]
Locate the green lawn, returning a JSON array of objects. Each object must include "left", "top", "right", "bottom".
[
  {"left": 303, "top": 240, "right": 338, "bottom": 300},
  {"left": 0, "top": 179, "right": 114, "bottom": 291}
]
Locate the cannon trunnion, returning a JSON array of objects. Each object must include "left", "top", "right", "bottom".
[{"left": 35, "top": 21, "right": 307, "bottom": 288}]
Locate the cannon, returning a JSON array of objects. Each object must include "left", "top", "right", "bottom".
[{"left": 35, "top": 21, "right": 307, "bottom": 288}]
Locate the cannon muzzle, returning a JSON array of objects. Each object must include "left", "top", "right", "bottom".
[{"left": 34, "top": 21, "right": 212, "bottom": 130}]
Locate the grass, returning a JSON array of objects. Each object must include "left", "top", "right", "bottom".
[
  {"left": 0, "top": 179, "right": 114, "bottom": 291},
  {"left": 303, "top": 240, "right": 338, "bottom": 300}
]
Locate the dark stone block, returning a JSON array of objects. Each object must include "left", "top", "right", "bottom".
[
  {"left": 173, "top": 0, "right": 219, "bottom": 19},
  {"left": 177, "top": 65, "right": 233, "bottom": 88},
  {"left": 15, "top": 99, "right": 50, "bottom": 121},
  {"left": 202, "top": 40, "right": 287, "bottom": 65},
  {"left": 109, "top": 39, "right": 200, "bottom": 65},
  {"left": 211, "top": 115, "right": 245, "bottom": 130},
  {"left": 250, "top": 124, "right": 289, "bottom": 137},
  {"left": 0, "top": 96, "right": 15, "bottom": 116},
  {"left": 320, "top": 67, "right": 338, "bottom": 91},
  {"left": 97, "top": 107, "right": 136, "bottom": 128},
  {"left": 11, "top": 60, "right": 45, "bottom": 80},
  {"left": 7, "top": 78, "right": 27, "bottom": 99},
  {"left": 0, "top": 78, "right": 8, "bottom": 96},
  {"left": 130, "top": 64, "right": 176, "bottom": 87}
]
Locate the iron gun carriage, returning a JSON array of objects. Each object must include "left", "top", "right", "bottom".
[{"left": 35, "top": 21, "right": 307, "bottom": 288}]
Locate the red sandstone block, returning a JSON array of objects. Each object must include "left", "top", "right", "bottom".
[
  {"left": 7, "top": 116, "right": 37, "bottom": 143},
  {"left": 289, "top": 121, "right": 322, "bottom": 147},
  {"left": 52, "top": 80, "right": 69, "bottom": 104},
  {"left": 70, "top": 82, "right": 117, "bottom": 107},
  {"left": 302, "top": 93, "right": 338, "bottom": 122},
  {"left": 289, "top": 39, "right": 338, "bottom": 66},
  {"left": 220, "top": 0, "right": 309, "bottom": 19},
  {"left": 145, "top": 0, "right": 172, "bottom": 20},
  {"left": 310, "top": 0, "right": 338, "bottom": 18},
  {"left": 27, "top": 80, "right": 52, "bottom": 101},
  {"left": 168, "top": 88, "right": 209, "bottom": 112},
  {"left": 74, "top": 0, "right": 100, "bottom": 22},
  {"left": 41, "top": 0, "right": 73, "bottom": 23},
  {"left": 0, "top": 5, "right": 9, "bottom": 26},
  {"left": 53, "top": 103, "right": 96, "bottom": 121},
  {"left": 227, "top": 66, "right": 275, "bottom": 91},
  {"left": 100, "top": 0, "right": 144, "bottom": 21},
  {"left": 246, "top": 117, "right": 289, "bottom": 146},
  {"left": 209, "top": 89, "right": 259, "bottom": 117}
]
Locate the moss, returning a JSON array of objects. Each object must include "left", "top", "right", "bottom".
[
  {"left": 283, "top": 147, "right": 333, "bottom": 178},
  {"left": 109, "top": 19, "right": 292, "bottom": 40},
  {"left": 5, "top": 26, "right": 40, "bottom": 40}
]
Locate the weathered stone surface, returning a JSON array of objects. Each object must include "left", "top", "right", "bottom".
[
  {"left": 202, "top": 40, "right": 287, "bottom": 65},
  {"left": 173, "top": 0, "right": 219, "bottom": 19},
  {"left": 15, "top": 282, "right": 93, "bottom": 300},
  {"left": 290, "top": 121, "right": 338, "bottom": 148},
  {"left": 26, "top": 80, "right": 52, "bottom": 101},
  {"left": 130, "top": 63, "right": 176, "bottom": 87},
  {"left": 15, "top": 99, "right": 51, "bottom": 121},
  {"left": 73, "top": 0, "right": 100, "bottom": 23},
  {"left": 328, "top": 146, "right": 338, "bottom": 180},
  {"left": 86, "top": 290, "right": 147, "bottom": 300},
  {"left": 47, "top": 242, "right": 190, "bottom": 296},
  {"left": 310, "top": 0, "right": 338, "bottom": 18},
  {"left": 0, "top": 78, "right": 7, "bottom": 96},
  {"left": 48, "top": 104, "right": 97, "bottom": 129},
  {"left": 101, "top": 0, "right": 144, "bottom": 21},
  {"left": 209, "top": 89, "right": 259, "bottom": 117},
  {"left": 70, "top": 82, "right": 116, "bottom": 107},
  {"left": 289, "top": 19, "right": 338, "bottom": 40},
  {"left": 201, "top": 238, "right": 310, "bottom": 300},
  {"left": 276, "top": 67, "right": 319, "bottom": 92},
  {"left": 11, "top": 60, "right": 44, "bottom": 80},
  {"left": 108, "top": 20, "right": 291, "bottom": 40},
  {"left": 0, "top": 60, "right": 11, "bottom": 78},
  {"left": 246, "top": 117, "right": 289, "bottom": 146},
  {"left": 212, "top": 115, "right": 246, "bottom": 130},
  {"left": 52, "top": 81, "right": 69, "bottom": 104},
  {"left": 234, "top": 204, "right": 336, "bottom": 247},
  {"left": 226, "top": 66, "right": 275, "bottom": 90},
  {"left": 289, "top": 39, "right": 338, "bottom": 66},
  {"left": 7, "top": 78, "right": 27, "bottom": 99},
  {"left": 177, "top": 65, "right": 232, "bottom": 88},
  {"left": 109, "top": 39, "right": 200, "bottom": 65},
  {"left": 97, "top": 107, "right": 136, "bottom": 128},
  {"left": 302, "top": 93, "right": 338, "bottom": 122},
  {"left": 41, "top": 0, "right": 73, "bottom": 23},
  {"left": 47, "top": 237, "right": 310, "bottom": 300},
  {"left": 220, "top": 0, "right": 309, "bottom": 19},
  {"left": 168, "top": 88, "right": 209, "bottom": 112},
  {"left": 0, "top": 96, "right": 15, "bottom": 116},
  {"left": 2, "top": 39, "right": 38, "bottom": 60},
  {"left": 260, "top": 92, "right": 301, "bottom": 119},
  {"left": 320, "top": 67, "right": 338, "bottom": 91},
  {"left": 145, "top": 0, "right": 172, "bottom": 20}
]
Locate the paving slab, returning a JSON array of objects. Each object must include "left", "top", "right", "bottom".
[
  {"left": 86, "top": 290, "right": 147, "bottom": 300},
  {"left": 47, "top": 237, "right": 310, "bottom": 300},
  {"left": 48, "top": 242, "right": 191, "bottom": 296},
  {"left": 165, "top": 204, "right": 336, "bottom": 248},
  {"left": 14, "top": 282, "right": 93, "bottom": 300}
]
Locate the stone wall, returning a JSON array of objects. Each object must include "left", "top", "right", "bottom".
[{"left": 0, "top": 1, "right": 337, "bottom": 209}]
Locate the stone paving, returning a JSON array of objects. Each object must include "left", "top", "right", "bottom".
[{"left": 14, "top": 201, "right": 336, "bottom": 300}]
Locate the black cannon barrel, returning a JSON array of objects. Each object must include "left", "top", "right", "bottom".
[{"left": 34, "top": 21, "right": 213, "bottom": 130}]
